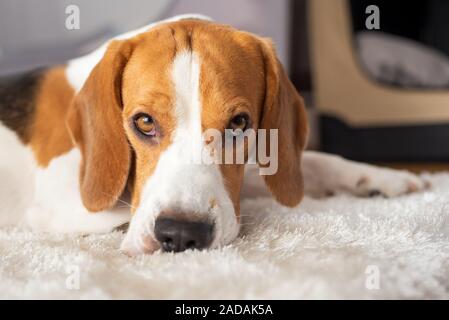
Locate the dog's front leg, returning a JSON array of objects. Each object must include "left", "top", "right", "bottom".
[{"left": 302, "top": 151, "right": 429, "bottom": 198}]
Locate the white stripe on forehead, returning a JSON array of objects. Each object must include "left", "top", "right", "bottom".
[{"left": 171, "top": 50, "right": 203, "bottom": 152}]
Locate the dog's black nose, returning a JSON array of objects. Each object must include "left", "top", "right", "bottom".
[{"left": 154, "top": 218, "right": 214, "bottom": 252}]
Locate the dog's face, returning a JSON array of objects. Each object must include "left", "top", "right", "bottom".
[{"left": 71, "top": 19, "right": 308, "bottom": 255}]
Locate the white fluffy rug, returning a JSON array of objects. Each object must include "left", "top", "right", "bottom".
[{"left": 1, "top": 173, "right": 449, "bottom": 299}]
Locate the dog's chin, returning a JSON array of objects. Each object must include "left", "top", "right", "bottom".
[{"left": 120, "top": 233, "right": 160, "bottom": 256}]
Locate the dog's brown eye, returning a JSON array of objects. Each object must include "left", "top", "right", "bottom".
[
  {"left": 228, "top": 113, "right": 249, "bottom": 132},
  {"left": 134, "top": 114, "right": 156, "bottom": 136}
]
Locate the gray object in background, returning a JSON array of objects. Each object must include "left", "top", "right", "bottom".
[
  {"left": 0, "top": 0, "right": 290, "bottom": 75},
  {"left": 0, "top": 0, "right": 173, "bottom": 75},
  {"left": 357, "top": 31, "right": 449, "bottom": 89},
  {"left": 163, "top": 0, "right": 290, "bottom": 68}
]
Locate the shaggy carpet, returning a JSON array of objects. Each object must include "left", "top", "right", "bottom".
[{"left": 1, "top": 173, "right": 448, "bottom": 299}]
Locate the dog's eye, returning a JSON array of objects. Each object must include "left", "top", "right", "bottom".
[
  {"left": 228, "top": 113, "right": 249, "bottom": 133},
  {"left": 134, "top": 113, "right": 156, "bottom": 136}
]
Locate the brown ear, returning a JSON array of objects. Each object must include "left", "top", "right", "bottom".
[
  {"left": 71, "top": 40, "right": 134, "bottom": 212},
  {"left": 258, "top": 39, "right": 309, "bottom": 207}
]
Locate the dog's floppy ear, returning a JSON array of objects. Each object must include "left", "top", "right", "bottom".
[
  {"left": 257, "top": 39, "right": 309, "bottom": 207},
  {"left": 70, "top": 40, "right": 134, "bottom": 212}
]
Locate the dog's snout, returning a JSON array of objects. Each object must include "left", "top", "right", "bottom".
[{"left": 154, "top": 217, "right": 214, "bottom": 252}]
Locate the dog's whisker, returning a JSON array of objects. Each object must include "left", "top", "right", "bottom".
[
  {"left": 239, "top": 222, "right": 258, "bottom": 226},
  {"left": 115, "top": 198, "right": 136, "bottom": 209},
  {"left": 97, "top": 190, "right": 136, "bottom": 209}
]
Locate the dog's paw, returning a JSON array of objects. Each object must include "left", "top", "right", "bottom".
[{"left": 349, "top": 167, "right": 430, "bottom": 198}]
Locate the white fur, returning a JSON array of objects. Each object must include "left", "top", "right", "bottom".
[
  {"left": 243, "top": 151, "right": 427, "bottom": 200},
  {"left": 22, "top": 148, "right": 129, "bottom": 234},
  {"left": 120, "top": 50, "right": 239, "bottom": 255},
  {"left": 0, "top": 124, "right": 129, "bottom": 233},
  {"left": 0, "top": 124, "right": 35, "bottom": 226},
  {"left": 301, "top": 151, "right": 427, "bottom": 198}
]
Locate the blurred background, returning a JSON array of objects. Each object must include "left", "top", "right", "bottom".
[
  {"left": 0, "top": 0, "right": 292, "bottom": 74},
  {"left": 2, "top": 0, "right": 449, "bottom": 168}
]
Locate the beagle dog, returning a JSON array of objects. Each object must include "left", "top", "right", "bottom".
[{"left": 0, "top": 15, "right": 427, "bottom": 255}]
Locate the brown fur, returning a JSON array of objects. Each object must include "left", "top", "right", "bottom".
[
  {"left": 258, "top": 39, "right": 309, "bottom": 207},
  {"left": 29, "top": 67, "right": 78, "bottom": 166},
  {"left": 69, "top": 41, "right": 134, "bottom": 212}
]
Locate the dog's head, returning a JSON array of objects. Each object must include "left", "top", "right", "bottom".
[{"left": 71, "top": 19, "right": 308, "bottom": 255}]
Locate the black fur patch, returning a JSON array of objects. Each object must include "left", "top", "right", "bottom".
[{"left": 0, "top": 68, "right": 47, "bottom": 142}]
